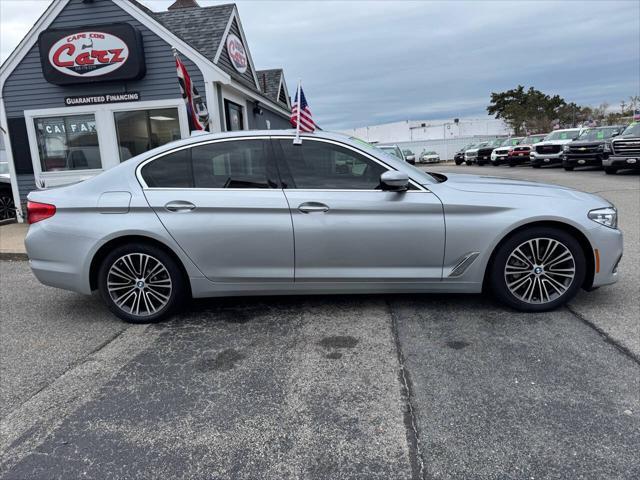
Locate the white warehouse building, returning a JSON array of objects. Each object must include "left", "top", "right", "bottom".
[{"left": 341, "top": 116, "right": 513, "bottom": 161}]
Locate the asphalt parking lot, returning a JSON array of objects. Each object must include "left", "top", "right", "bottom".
[{"left": 1, "top": 165, "right": 639, "bottom": 480}]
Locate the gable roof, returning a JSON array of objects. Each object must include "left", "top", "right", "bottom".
[
  {"left": 256, "top": 69, "right": 282, "bottom": 102},
  {"left": 151, "top": 4, "right": 235, "bottom": 63},
  {"left": 256, "top": 68, "right": 291, "bottom": 109}
]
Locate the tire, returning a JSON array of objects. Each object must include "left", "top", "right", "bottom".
[
  {"left": 98, "top": 243, "right": 186, "bottom": 323},
  {"left": 489, "top": 227, "right": 586, "bottom": 312},
  {"left": 532, "top": 164, "right": 541, "bottom": 169},
  {"left": 465, "top": 161, "right": 472, "bottom": 166},
  {"left": 508, "top": 162, "right": 516, "bottom": 167},
  {"left": 455, "top": 160, "right": 463, "bottom": 166},
  {"left": 564, "top": 166, "right": 574, "bottom": 171},
  {"left": 604, "top": 167, "right": 617, "bottom": 175},
  {"left": 0, "top": 190, "right": 16, "bottom": 221}
]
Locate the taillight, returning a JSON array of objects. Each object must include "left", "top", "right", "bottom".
[{"left": 27, "top": 201, "right": 56, "bottom": 224}]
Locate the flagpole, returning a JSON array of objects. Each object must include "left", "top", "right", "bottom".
[{"left": 293, "top": 80, "right": 302, "bottom": 145}]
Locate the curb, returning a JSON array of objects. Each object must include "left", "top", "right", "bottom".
[{"left": 0, "top": 252, "right": 28, "bottom": 261}]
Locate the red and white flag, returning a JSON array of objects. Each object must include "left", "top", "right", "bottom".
[
  {"left": 290, "top": 82, "right": 316, "bottom": 134},
  {"left": 175, "top": 50, "right": 209, "bottom": 132}
]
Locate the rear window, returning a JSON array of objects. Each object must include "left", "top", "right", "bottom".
[
  {"left": 141, "top": 149, "right": 191, "bottom": 188},
  {"left": 140, "top": 139, "right": 275, "bottom": 189}
]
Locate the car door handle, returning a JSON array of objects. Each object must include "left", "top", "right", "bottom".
[
  {"left": 298, "top": 202, "right": 329, "bottom": 213},
  {"left": 165, "top": 201, "right": 196, "bottom": 212}
]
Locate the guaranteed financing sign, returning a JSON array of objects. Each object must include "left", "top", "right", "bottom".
[{"left": 38, "top": 23, "right": 145, "bottom": 85}]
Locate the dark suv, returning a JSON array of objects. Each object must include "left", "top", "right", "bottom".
[
  {"left": 454, "top": 144, "right": 474, "bottom": 165},
  {"left": 603, "top": 122, "right": 640, "bottom": 174},
  {"left": 562, "top": 126, "right": 625, "bottom": 171},
  {"left": 475, "top": 138, "right": 506, "bottom": 166}
]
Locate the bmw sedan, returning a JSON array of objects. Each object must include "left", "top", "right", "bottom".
[{"left": 25, "top": 131, "right": 622, "bottom": 323}]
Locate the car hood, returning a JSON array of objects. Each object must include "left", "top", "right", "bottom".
[
  {"left": 428, "top": 173, "right": 605, "bottom": 201},
  {"left": 568, "top": 140, "right": 604, "bottom": 147}
]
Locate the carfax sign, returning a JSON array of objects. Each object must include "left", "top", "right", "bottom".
[{"left": 38, "top": 23, "right": 145, "bottom": 85}]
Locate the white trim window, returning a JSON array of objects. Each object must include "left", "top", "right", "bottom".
[{"left": 24, "top": 99, "right": 189, "bottom": 188}]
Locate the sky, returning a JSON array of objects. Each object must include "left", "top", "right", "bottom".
[{"left": 1, "top": 0, "right": 639, "bottom": 130}]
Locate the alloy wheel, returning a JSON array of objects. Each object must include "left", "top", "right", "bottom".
[
  {"left": 0, "top": 194, "right": 16, "bottom": 220},
  {"left": 504, "top": 238, "right": 576, "bottom": 304},
  {"left": 107, "top": 253, "right": 172, "bottom": 316}
]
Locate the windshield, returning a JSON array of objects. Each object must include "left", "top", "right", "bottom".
[
  {"left": 0, "top": 162, "right": 8, "bottom": 175},
  {"left": 577, "top": 127, "right": 621, "bottom": 141},
  {"left": 377, "top": 146, "right": 402, "bottom": 158},
  {"left": 544, "top": 130, "right": 580, "bottom": 142},
  {"left": 620, "top": 122, "right": 640, "bottom": 137},
  {"left": 544, "top": 130, "right": 580, "bottom": 141}
]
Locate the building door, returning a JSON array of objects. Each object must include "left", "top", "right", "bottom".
[{"left": 224, "top": 100, "right": 244, "bottom": 131}]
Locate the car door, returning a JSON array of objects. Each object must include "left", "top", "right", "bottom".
[
  {"left": 140, "top": 137, "right": 294, "bottom": 283},
  {"left": 273, "top": 137, "right": 445, "bottom": 283}
]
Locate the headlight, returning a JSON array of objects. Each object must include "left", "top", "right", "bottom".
[
  {"left": 588, "top": 207, "right": 618, "bottom": 229},
  {"left": 563, "top": 145, "right": 570, "bottom": 152},
  {"left": 597, "top": 144, "right": 604, "bottom": 151},
  {"left": 603, "top": 142, "right": 612, "bottom": 153}
]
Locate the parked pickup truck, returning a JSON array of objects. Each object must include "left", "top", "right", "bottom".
[
  {"left": 508, "top": 134, "right": 546, "bottom": 166},
  {"left": 530, "top": 128, "right": 582, "bottom": 168},
  {"left": 603, "top": 122, "right": 640, "bottom": 174},
  {"left": 562, "top": 125, "right": 626, "bottom": 171},
  {"left": 490, "top": 137, "right": 523, "bottom": 165}
]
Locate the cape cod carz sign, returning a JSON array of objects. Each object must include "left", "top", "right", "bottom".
[
  {"left": 38, "top": 23, "right": 145, "bottom": 85},
  {"left": 226, "top": 33, "right": 247, "bottom": 74}
]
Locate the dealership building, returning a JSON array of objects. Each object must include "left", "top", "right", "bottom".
[{"left": 0, "top": 0, "right": 292, "bottom": 222}]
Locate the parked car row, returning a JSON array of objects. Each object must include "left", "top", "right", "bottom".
[
  {"left": 453, "top": 122, "right": 640, "bottom": 174},
  {"left": 378, "top": 145, "right": 442, "bottom": 165}
]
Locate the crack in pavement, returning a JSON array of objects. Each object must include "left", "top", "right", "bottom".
[
  {"left": 565, "top": 304, "right": 640, "bottom": 365},
  {"left": 387, "top": 300, "right": 426, "bottom": 480}
]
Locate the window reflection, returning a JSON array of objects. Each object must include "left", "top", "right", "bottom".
[
  {"left": 34, "top": 114, "right": 101, "bottom": 172},
  {"left": 115, "top": 108, "right": 181, "bottom": 161}
]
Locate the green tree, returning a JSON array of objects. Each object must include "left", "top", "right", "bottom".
[{"left": 487, "top": 85, "right": 566, "bottom": 135}]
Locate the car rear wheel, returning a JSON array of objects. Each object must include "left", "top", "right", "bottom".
[
  {"left": 604, "top": 167, "right": 617, "bottom": 175},
  {"left": 98, "top": 243, "right": 186, "bottom": 323},
  {"left": 489, "top": 227, "right": 585, "bottom": 312},
  {"left": 564, "top": 166, "right": 574, "bottom": 171}
]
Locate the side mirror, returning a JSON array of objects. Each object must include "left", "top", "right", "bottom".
[
  {"left": 611, "top": 132, "right": 619, "bottom": 137},
  {"left": 381, "top": 171, "right": 409, "bottom": 192}
]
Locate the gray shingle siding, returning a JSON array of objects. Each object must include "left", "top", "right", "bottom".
[
  {"left": 17, "top": 174, "right": 37, "bottom": 204},
  {"left": 2, "top": 0, "right": 205, "bottom": 117}
]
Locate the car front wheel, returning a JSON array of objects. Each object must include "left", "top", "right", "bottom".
[
  {"left": 604, "top": 167, "right": 617, "bottom": 175},
  {"left": 489, "top": 228, "right": 586, "bottom": 312},
  {"left": 98, "top": 243, "right": 186, "bottom": 323}
]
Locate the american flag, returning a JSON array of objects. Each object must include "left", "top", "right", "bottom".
[{"left": 290, "top": 85, "right": 316, "bottom": 132}]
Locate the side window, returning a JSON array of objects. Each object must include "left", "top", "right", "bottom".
[
  {"left": 140, "top": 149, "right": 192, "bottom": 188},
  {"left": 192, "top": 140, "right": 273, "bottom": 188},
  {"left": 278, "top": 139, "right": 387, "bottom": 190}
]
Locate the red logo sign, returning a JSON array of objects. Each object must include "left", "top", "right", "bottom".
[
  {"left": 48, "top": 31, "right": 129, "bottom": 77},
  {"left": 226, "top": 34, "right": 247, "bottom": 74}
]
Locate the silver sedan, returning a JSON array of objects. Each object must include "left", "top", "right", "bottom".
[{"left": 25, "top": 131, "right": 622, "bottom": 323}]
